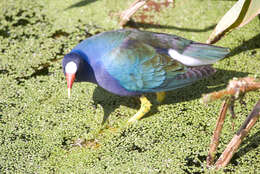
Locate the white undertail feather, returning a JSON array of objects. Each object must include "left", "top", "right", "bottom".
[{"left": 168, "top": 49, "right": 218, "bottom": 66}]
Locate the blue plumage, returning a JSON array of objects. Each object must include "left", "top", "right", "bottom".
[
  {"left": 62, "top": 29, "right": 230, "bottom": 123},
  {"left": 62, "top": 29, "right": 229, "bottom": 96}
]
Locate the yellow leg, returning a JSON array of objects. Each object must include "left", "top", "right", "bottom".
[
  {"left": 127, "top": 95, "right": 152, "bottom": 124},
  {"left": 156, "top": 91, "right": 166, "bottom": 103}
]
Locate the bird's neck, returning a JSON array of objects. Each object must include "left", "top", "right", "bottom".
[
  {"left": 69, "top": 51, "right": 97, "bottom": 84},
  {"left": 79, "top": 60, "right": 97, "bottom": 84}
]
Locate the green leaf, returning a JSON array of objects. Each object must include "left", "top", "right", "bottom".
[{"left": 207, "top": 0, "right": 260, "bottom": 44}]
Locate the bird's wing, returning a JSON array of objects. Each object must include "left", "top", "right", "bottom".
[
  {"left": 102, "top": 39, "right": 214, "bottom": 93},
  {"left": 128, "top": 29, "right": 230, "bottom": 66}
]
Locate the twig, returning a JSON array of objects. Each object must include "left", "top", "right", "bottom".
[
  {"left": 206, "top": 99, "right": 230, "bottom": 167},
  {"left": 203, "top": 76, "right": 260, "bottom": 169},
  {"left": 215, "top": 99, "right": 260, "bottom": 169},
  {"left": 202, "top": 77, "right": 260, "bottom": 104},
  {"left": 119, "top": 0, "right": 150, "bottom": 27}
]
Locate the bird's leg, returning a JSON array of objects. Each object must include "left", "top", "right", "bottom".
[
  {"left": 128, "top": 95, "right": 152, "bottom": 124},
  {"left": 156, "top": 91, "right": 166, "bottom": 103}
]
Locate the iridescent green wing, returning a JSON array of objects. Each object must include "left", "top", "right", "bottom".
[{"left": 103, "top": 39, "right": 202, "bottom": 93}]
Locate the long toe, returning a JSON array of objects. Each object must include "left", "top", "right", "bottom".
[{"left": 127, "top": 95, "right": 152, "bottom": 124}]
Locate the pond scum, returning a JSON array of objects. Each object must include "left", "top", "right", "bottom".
[{"left": 0, "top": 0, "right": 259, "bottom": 173}]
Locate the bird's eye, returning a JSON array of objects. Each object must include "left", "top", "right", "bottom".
[{"left": 65, "top": 61, "right": 77, "bottom": 74}]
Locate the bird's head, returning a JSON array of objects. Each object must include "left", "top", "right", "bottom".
[{"left": 62, "top": 52, "right": 84, "bottom": 98}]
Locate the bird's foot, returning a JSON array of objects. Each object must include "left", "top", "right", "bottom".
[
  {"left": 127, "top": 95, "right": 152, "bottom": 124},
  {"left": 156, "top": 92, "right": 166, "bottom": 103}
]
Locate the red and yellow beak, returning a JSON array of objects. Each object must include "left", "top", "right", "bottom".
[{"left": 66, "top": 73, "right": 75, "bottom": 98}]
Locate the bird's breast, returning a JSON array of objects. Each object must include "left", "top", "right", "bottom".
[{"left": 93, "top": 62, "right": 140, "bottom": 96}]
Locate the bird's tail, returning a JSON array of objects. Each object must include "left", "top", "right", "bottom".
[
  {"left": 185, "top": 43, "right": 230, "bottom": 59},
  {"left": 169, "top": 43, "right": 230, "bottom": 67}
]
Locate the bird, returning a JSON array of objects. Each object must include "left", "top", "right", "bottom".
[{"left": 62, "top": 28, "right": 229, "bottom": 124}]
